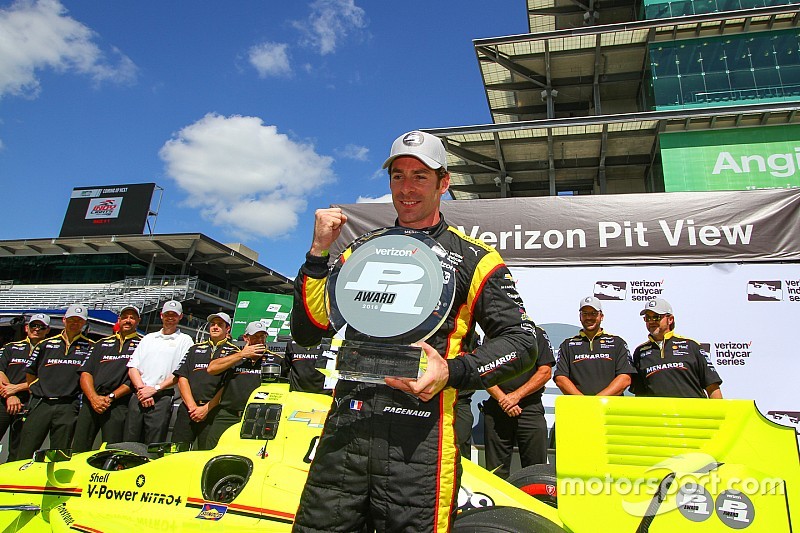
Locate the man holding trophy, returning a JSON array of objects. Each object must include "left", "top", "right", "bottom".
[{"left": 290, "top": 130, "right": 538, "bottom": 532}]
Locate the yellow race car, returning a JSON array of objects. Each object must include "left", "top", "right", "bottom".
[
  {"left": 0, "top": 379, "right": 559, "bottom": 533},
  {"left": 0, "top": 381, "right": 797, "bottom": 532}
]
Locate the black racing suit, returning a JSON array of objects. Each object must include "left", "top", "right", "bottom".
[
  {"left": 483, "top": 325, "right": 555, "bottom": 479},
  {"left": 290, "top": 215, "right": 538, "bottom": 533},
  {"left": 0, "top": 337, "right": 37, "bottom": 461},
  {"left": 172, "top": 339, "right": 237, "bottom": 450},
  {"left": 554, "top": 329, "right": 634, "bottom": 395},
  {"left": 18, "top": 333, "right": 94, "bottom": 459},
  {"left": 73, "top": 332, "right": 141, "bottom": 452},
  {"left": 631, "top": 331, "right": 722, "bottom": 398},
  {"left": 286, "top": 341, "right": 329, "bottom": 394}
]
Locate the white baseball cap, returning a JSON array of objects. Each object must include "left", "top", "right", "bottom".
[
  {"left": 27, "top": 313, "right": 51, "bottom": 327},
  {"left": 244, "top": 321, "right": 268, "bottom": 335},
  {"left": 640, "top": 298, "right": 673, "bottom": 316},
  {"left": 382, "top": 131, "right": 448, "bottom": 171},
  {"left": 579, "top": 296, "right": 603, "bottom": 312},
  {"left": 65, "top": 304, "right": 89, "bottom": 320},
  {"left": 207, "top": 312, "right": 232, "bottom": 326},
  {"left": 119, "top": 304, "right": 141, "bottom": 316},
  {"left": 161, "top": 300, "right": 183, "bottom": 315}
]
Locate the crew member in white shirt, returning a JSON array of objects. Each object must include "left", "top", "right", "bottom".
[{"left": 124, "top": 300, "right": 193, "bottom": 444}]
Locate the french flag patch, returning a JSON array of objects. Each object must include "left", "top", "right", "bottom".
[{"left": 350, "top": 400, "right": 363, "bottom": 411}]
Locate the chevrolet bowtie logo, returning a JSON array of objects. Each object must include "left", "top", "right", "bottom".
[{"left": 288, "top": 409, "right": 328, "bottom": 428}]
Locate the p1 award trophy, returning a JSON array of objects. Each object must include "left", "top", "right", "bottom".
[{"left": 319, "top": 226, "right": 456, "bottom": 384}]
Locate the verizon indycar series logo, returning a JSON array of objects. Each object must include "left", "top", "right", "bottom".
[
  {"left": 713, "top": 341, "right": 751, "bottom": 367},
  {"left": 593, "top": 280, "right": 664, "bottom": 302},
  {"left": 594, "top": 281, "right": 627, "bottom": 300},
  {"left": 85, "top": 197, "right": 123, "bottom": 219},
  {"left": 747, "top": 280, "right": 782, "bottom": 301}
]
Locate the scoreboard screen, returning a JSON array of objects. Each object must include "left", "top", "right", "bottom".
[{"left": 60, "top": 183, "right": 156, "bottom": 237}]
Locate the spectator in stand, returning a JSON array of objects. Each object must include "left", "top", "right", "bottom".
[
  {"left": 17, "top": 305, "right": 94, "bottom": 459},
  {"left": 554, "top": 296, "right": 634, "bottom": 396},
  {"left": 73, "top": 305, "right": 142, "bottom": 452},
  {"left": 631, "top": 298, "right": 723, "bottom": 398},
  {"left": 206, "top": 320, "right": 281, "bottom": 448},
  {"left": 172, "top": 312, "right": 238, "bottom": 450},
  {"left": 124, "top": 300, "right": 193, "bottom": 445},
  {"left": 0, "top": 313, "right": 50, "bottom": 461},
  {"left": 483, "top": 325, "right": 555, "bottom": 479}
]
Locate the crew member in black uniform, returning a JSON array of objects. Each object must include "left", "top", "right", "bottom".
[
  {"left": 285, "top": 339, "right": 329, "bottom": 394},
  {"left": 631, "top": 298, "right": 723, "bottom": 398},
  {"left": 455, "top": 390, "right": 475, "bottom": 459},
  {"left": 554, "top": 296, "right": 634, "bottom": 396},
  {"left": 483, "top": 325, "right": 555, "bottom": 479},
  {"left": 206, "top": 320, "right": 282, "bottom": 448},
  {"left": 17, "top": 304, "right": 94, "bottom": 459},
  {"left": 172, "top": 312, "right": 238, "bottom": 449},
  {"left": 72, "top": 305, "right": 142, "bottom": 452},
  {"left": 0, "top": 313, "right": 50, "bottom": 461}
]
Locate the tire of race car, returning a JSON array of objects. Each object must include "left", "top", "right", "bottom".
[
  {"left": 506, "top": 464, "right": 558, "bottom": 508},
  {"left": 106, "top": 442, "right": 151, "bottom": 457},
  {"left": 210, "top": 474, "right": 247, "bottom": 503},
  {"left": 452, "top": 506, "right": 565, "bottom": 533}
]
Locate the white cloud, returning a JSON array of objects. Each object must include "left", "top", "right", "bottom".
[
  {"left": 369, "top": 168, "right": 387, "bottom": 180},
  {"left": 356, "top": 193, "right": 392, "bottom": 203},
  {"left": 159, "top": 113, "right": 335, "bottom": 238},
  {"left": 248, "top": 41, "right": 291, "bottom": 78},
  {"left": 293, "top": 0, "right": 366, "bottom": 56},
  {"left": 335, "top": 143, "right": 368, "bottom": 161},
  {"left": 0, "top": 0, "right": 137, "bottom": 99}
]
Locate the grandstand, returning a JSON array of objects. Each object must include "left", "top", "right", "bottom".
[
  {"left": 0, "top": 277, "right": 196, "bottom": 314},
  {"left": 0, "top": 233, "right": 293, "bottom": 342}
]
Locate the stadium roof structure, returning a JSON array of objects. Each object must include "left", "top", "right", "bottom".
[
  {"left": 0, "top": 233, "right": 293, "bottom": 294},
  {"left": 426, "top": 102, "right": 800, "bottom": 198},
  {"left": 426, "top": 4, "right": 800, "bottom": 199}
]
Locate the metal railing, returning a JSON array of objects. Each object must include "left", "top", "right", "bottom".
[
  {"left": 91, "top": 276, "right": 198, "bottom": 313},
  {"left": 194, "top": 279, "right": 232, "bottom": 302}
]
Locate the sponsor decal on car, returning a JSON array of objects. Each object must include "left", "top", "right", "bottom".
[
  {"left": 196, "top": 503, "right": 228, "bottom": 521},
  {"left": 457, "top": 486, "right": 495, "bottom": 512},
  {"left": 289, "top": 409, "right": 327, "bottom": 428}
]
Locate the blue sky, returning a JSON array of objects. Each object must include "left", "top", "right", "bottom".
[{"left": 0, "top": 0, "right": 527, "bottom": 278}]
